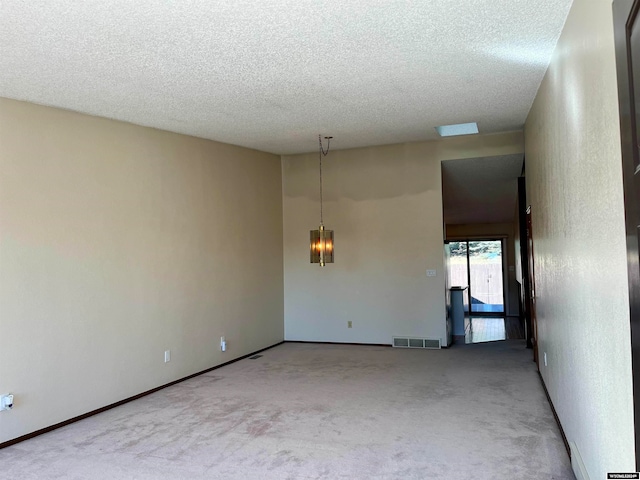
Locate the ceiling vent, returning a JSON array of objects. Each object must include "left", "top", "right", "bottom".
[{"left": 435, "top": 122, "right": 479, "bottom": 137}]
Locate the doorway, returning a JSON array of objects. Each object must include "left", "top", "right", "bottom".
[{"left": 448, "top": 239, "right": 505, "bottom": 315}]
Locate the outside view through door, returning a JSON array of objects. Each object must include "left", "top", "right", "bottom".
[{"left": 449, "top": 240, "right": 504, "bottom": 314}]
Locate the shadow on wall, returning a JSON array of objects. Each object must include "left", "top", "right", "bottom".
[{"left": 282, "top": 144, "right": 440, "bottom": 202}]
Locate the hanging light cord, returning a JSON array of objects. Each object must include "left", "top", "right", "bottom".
[{"left": 319, "top": 135, "right": 331, "bottom": 226}]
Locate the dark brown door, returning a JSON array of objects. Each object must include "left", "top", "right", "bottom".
[
  {"left": 518, "top": 177, "right": 534, "bottom": 350},
  {"left": 526, "top": 206, "right": 538, "bottom": 369},
  {"left": 613, "top": 0, "right": 640, "bottom": 468}
]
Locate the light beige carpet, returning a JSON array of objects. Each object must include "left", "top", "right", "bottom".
[{"left": 1, "top": 341, "right": 574, "bottom": 479}]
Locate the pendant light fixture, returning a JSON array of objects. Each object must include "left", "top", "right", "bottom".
[{"left": 310, "top": 135, "right": 334, "bottom": 266}]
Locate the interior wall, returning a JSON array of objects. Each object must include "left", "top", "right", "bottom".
[
  {"left": 282, "top": 132, "right": 523, "bottom": 345},
  {"left": 524, "top": 0, "right": 635, "bottom": 475},
  {"left": 445, "top": 222, "right": 519, "bottom": 317},
  {"left": 0, "top": 98, "right": 285, "bottom": 444}
]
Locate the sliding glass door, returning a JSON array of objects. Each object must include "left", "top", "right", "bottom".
[
  {"left": 448, "top": 239, "right": 505, "bottom": 315},
  {"left": 469, "top": 240, "right": 503, "bottom": 313}
]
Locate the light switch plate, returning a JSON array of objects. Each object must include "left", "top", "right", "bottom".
[{"left": 426, "top": 269, "right": 437, "bottom": 277}]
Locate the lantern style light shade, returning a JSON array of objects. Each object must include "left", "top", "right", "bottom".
[{"left": 310, "top": 225, "right": 334, "bottom": 266}]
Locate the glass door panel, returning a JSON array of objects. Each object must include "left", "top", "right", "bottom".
[
  {"left": 448, "top": 241, "right": 469, "bottom": 313},
  {"left": 468, "top": 240, "right": 504, "bottom": 313}
]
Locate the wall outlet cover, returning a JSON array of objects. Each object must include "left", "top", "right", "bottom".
[{"left": 0, "top": 394, "right": 14, "bottom": 411}]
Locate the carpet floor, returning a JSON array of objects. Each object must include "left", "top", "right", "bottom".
[{"left": 0, "top": 341, "right": 574, "bottom": 479}]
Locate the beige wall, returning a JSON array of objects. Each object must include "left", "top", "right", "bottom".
[
  {"left": 525, "top": 0, "right": 635, "bottom": 475},
  {"left": 0, "top": 98, "right": 284, "bottom": 444},
  {"left": 282, "top": 132, "right": 523, "bottom": 345},
  {"left": 445, "top": 222, "right": 519, "bottom": 317}
]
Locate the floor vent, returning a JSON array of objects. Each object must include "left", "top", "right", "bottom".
[
  {"left": 249, "top": 355, "right": 263, "bottom": 360},
  {"left": 392, "top": 337, "right": 441, "bottom": 349}
]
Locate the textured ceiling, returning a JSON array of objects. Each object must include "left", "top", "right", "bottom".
[
  {"left": 442, "top": 154, "right": 524, "bottom": 225},
  {"left": 0, "top": 1, "right": 572, "bottom": 155}
]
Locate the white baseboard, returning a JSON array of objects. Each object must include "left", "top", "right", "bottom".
[{"left": 570, "top": 441, "right": 590, "bottom": 480}]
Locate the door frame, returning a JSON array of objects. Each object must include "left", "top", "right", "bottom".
[
  {"left": 518, "top": 176, "right": 534, "bottom": 349},
  {"left": 613, "top": 0, "right": 640, "bottom": 468},
  {"left": 525, "top": 205, "right": 539, "bottom": 368}
]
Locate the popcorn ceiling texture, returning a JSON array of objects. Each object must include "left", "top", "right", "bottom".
[{"left": 0, "top": 0, "right": 572, "bottom": 154}]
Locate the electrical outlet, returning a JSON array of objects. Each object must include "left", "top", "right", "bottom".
[
  {"left": 164, "top": 350, "right": 171, "bottom": 363},
  {"left": 426, "top": 269, "right": 436, "bottom": 277},
  {"left": 347, "top": 321, "right": 352, "bottom": 328},
  {"left": 543, "top": 352, "right": 547, "bottom": 367},
  {"left": 0, "top": 394, "right": 14, "bottom": 411}
]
